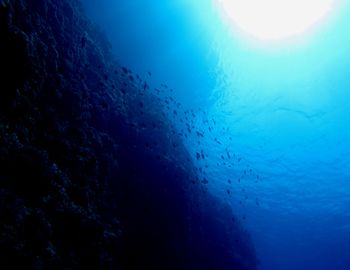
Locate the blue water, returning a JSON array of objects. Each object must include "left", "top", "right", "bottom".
[{"left": 83, "top": 1, "right": 350, "bottom": 269}]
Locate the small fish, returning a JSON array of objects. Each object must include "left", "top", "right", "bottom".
[
  {"left": 143, "top": 82, "right": 149, "bottom": 90},
  {"left": 214, "top": 138, "right": 222, "bottom": 145},
  {"left": 122, "top": 67, "right": 128, "bottom": 74},
  {"left": 226, "top": 150, "right": 231, "bottom": 159},
  {"left": 196, "top": 131, "right": 204, "bottom": 138}
]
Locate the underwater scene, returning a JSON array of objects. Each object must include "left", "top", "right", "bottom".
[{"left": 1, "top": 0, "right": 350, "bottom": 269}]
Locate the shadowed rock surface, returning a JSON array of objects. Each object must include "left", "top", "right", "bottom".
[{"left": 0, "top": 0, "right": 258, "bottom": 269}]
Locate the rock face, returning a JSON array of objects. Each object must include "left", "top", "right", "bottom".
[{"left": 0, "top": 0, "right": 258, "bottom": 269}]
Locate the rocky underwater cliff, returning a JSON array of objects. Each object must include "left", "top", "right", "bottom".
[{"left": 0, "top": 0, "right": 258, "bottom": 269}]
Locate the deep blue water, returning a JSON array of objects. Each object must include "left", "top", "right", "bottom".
[{"left": 83, "top": 1, "right": 350, "bottom": 269}]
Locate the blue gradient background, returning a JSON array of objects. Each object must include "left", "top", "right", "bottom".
[{"left": 82, "top": 1, "right": 350, "bottom": 269}]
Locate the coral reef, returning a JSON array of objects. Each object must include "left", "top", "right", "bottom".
[{"left": 0, "top": 0, "right": 258, "bottom": 269}]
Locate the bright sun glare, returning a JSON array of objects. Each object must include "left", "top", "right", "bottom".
[{"left": 216, "top": 0, "right": 335, "bottom": 40}]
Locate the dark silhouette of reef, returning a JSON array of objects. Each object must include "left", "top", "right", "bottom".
[{"left": 0, "top": 0, "right": 258, "bottom": 269}]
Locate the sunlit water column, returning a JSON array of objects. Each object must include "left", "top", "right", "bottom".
[{"left": 206, "top": 0, "right": 350, "bottom": 269}]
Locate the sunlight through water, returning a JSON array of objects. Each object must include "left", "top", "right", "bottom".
[
  {"left": 216, "top": 0, "right": 335, "bottom": 40},
  {"left": 81, "top": 0, "right": 350, "bottom": 269}
]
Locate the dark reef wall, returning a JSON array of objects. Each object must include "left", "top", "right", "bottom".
[{"left": 0, "top": 0, "right": 258, "bottom": 269}]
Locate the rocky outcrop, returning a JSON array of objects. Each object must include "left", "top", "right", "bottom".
[{"left": 0, "top": 0, "right": 258, "bottom": 269}]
